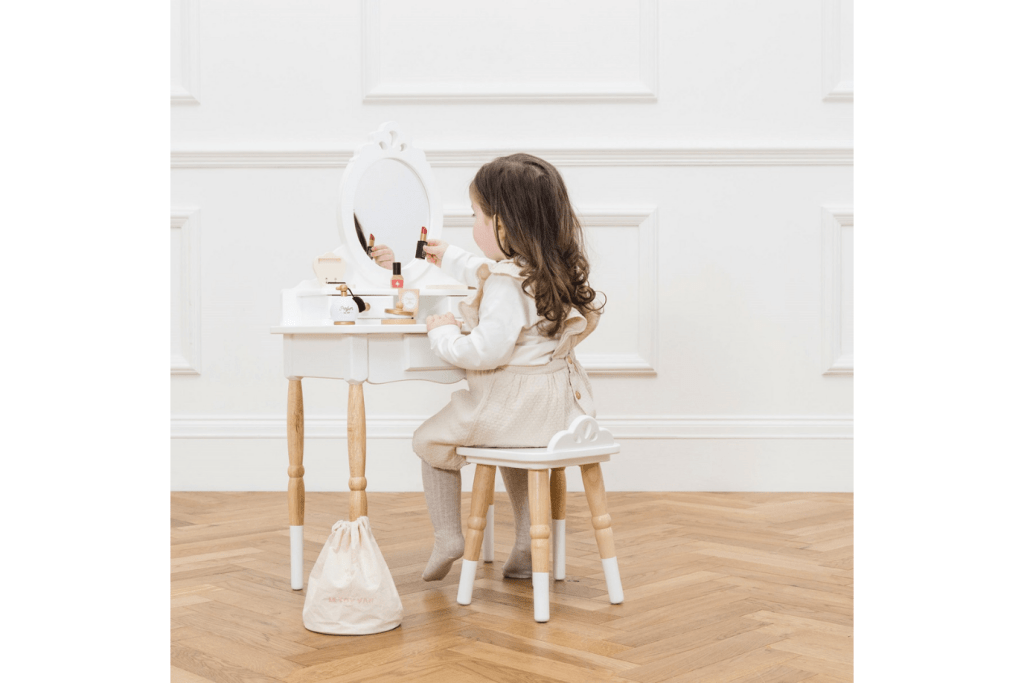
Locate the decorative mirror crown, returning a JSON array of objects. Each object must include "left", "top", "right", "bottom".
[{"left": 336, "top": 122, "right": 449, "bottom": 292}]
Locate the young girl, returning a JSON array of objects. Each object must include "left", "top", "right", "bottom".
[{"left": 413, "top": 153, "right": 604, "bottom": 581}]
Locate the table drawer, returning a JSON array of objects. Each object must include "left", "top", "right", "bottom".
[{"left": 366, "top": 334, "right": 465, "bottom": 384}]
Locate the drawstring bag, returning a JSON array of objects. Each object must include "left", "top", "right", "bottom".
[{"left": 302, "top": 516, "right": 403, "bottom": 635}]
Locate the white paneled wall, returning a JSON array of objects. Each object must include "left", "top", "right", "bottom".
[{"left": 171, "top": 0, "right": 853, "bottom": 492}]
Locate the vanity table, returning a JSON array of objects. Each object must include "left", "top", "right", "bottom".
[{"left": 271, "top": 123, "right": 472, "bottom": 591}]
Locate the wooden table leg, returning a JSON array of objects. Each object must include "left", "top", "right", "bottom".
[
  {"left": 580, "top": 462, "right": 624, "bottom": 604},
  {"left": 287, "top": 379, "right": 305, "bottom": 590},
  {"left": 528, "top": 469, "right": 552, "bottom": 622},
  {"left": 347, "top": 382, "right": 368, "bottom": 521},
  {"left": 550, "top": 467, "right": 567, "bottom": 580}
]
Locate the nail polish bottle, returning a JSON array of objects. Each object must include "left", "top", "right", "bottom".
[
  {"left": 366, "top": 233, "right": 375, "bottom": 258},
  {"left": 415, "top": 226, "right": 428, "bottom": 259},
  {"left": 391, "top": 262, "right": 404, "bottom": 288}
]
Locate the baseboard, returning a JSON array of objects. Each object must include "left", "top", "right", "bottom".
[{"left": 170, "top": 414, "right": 853, "bottom": 492}]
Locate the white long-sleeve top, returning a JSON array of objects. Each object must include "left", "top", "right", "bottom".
[{"left": 427, "top": 244, "right": 562, "bottom": 370}]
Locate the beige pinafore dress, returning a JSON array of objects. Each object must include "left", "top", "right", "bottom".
[{"left": 412, "top": 261, "right": 600, "bottom": 471}]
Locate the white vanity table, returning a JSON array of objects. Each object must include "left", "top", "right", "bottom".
[{"left": 271, "top": 123, "right": 472, "bottom": 591}]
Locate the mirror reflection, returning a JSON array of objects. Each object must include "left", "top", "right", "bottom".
[{"left": 353, "top": 159, "right": 429, "bottom": 271}]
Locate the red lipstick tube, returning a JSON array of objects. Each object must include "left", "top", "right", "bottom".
[{"left": 415, "top": 226, "right": 428, "bottom": 259}]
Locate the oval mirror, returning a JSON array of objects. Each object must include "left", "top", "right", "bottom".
[
  {"left": 337, "top": 122, "right": 443, "bottom": 290},
  {"left": 353, "top": 159, "right": 429, "bottom": 269}
]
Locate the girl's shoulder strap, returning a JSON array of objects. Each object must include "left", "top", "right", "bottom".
[
  {"left": 484, "top": 259, "right": 526, "bottom": 280},
  {"left": 459, "top": 260, "right": 527, "bottom": 329},
  {"left": 552, "top": 307, "right": 601, "bottom": 358}
]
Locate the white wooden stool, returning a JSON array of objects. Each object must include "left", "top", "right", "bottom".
[{"left": 455, "top": 415, "right": 625, "bottom": 622}]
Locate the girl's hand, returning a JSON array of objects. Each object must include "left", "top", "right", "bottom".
[
  {"left": 369, "top": 244, "right": 395, "bottom": 270},
  {"left": 421, "top": 239, "right": 449, "bottom": 267},
  {"left": 425, "top": 312, "right": 458, "bottom": 332}
]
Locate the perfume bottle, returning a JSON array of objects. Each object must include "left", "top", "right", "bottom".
[
  {"left": 329, "top": 283, "right": 357, "bottom": 325},
  {"left": 391, "top": 262, "right": 404, "bottom": 288}
]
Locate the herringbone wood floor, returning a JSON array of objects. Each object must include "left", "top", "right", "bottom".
[{"left": 171, "top": 489, "right": 852, "bottom": 683}]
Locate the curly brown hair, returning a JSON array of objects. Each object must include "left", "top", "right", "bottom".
[{"left": 470, "top": 153, "right": 604, "bottom": 336}]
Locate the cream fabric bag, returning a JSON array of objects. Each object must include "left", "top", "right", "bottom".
[{"left": 302, "top": 516, "right": 403, "bottom": 635}]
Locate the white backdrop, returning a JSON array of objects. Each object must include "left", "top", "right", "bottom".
[{"left": 171, "top": 0, "right": 854, "bottom": 492}]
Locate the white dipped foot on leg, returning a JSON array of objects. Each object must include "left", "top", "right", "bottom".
[
  {"left": 482, "top": 504, "right": 494, "bottom": 562},
  {"left": 552, "top": 519, "right": 566, "bottom": 580},
  {"left": 602, "top": 557, "right": 624, "bottom": 604},
  {"left": 457, "top": 559, "right": 478, "bottom": 605},
  {"left": 532, "top": 573, "right": 550, "bottom": 622},
  {"left": 290, "top": 526, "right": 304, "bottom": 590}
]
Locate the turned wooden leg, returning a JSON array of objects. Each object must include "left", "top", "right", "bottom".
[
  {"left": 347, "top": 382, "right": 367, "bottom": 521},
  {"left": 482, "top": 472, "right": 495, "bottom": 563},
  {"left": 528, "top": 469, "right": 552, "bottom": 622},
  {"left": 287, "top": 379, "right": 305, "bottom": 590},
  {"left": 550, "top": 467, "right": 567, "bottom": 581},
  {"left": 458, "top": 464, "right": 496, "bottom": 605},
  {"left": 580, "top": 463, "right": 624, "bottom": 604}
]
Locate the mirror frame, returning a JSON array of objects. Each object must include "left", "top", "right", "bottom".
[{"left": 337, "top": 122, "right": 442, "bottom": 288}]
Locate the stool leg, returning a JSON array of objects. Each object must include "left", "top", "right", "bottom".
[
  {"left": 580, "top": 463, "right": 624, "bottom": 604},
  {"left": 550, "top": 468, "right": 567, "bottom": 581},
  {"left": 458, "top": 464, "right": 495, "bottom": 605},
  {"left": 481, "top": 493, "right": 493, "bottom": 565},
  {"left": 528, "top": 469, "right": 552, "bottom": 622},
  {"left": 287, "top": 379, "right": 305, "bottom": 591}
]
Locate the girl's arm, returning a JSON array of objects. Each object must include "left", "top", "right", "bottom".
[
  {"left": 427, "top": 242, "right": 493, "bottom": 288},
  {"left": 427, "top": 275, "right": 529, "bottom": 370}
]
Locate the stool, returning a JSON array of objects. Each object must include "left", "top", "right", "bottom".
[{"left": 455, "top": 415, "right": 625, "bottom": 622}]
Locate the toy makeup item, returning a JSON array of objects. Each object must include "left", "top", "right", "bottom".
[
  {"left": 415, "top": 226, "right": 428, "bottom": 259},
  {"left": 391, "top": 262, "right": 404, "bottom": 288},
  {"left": 397, "top": 288, "right": 419, "bottom": 316},
  {"left": 366, "top": 233, "right": 375, "bottom": 258},
  {"left": 383, "top": 294, "right": 416, "bottom": 325},
  {"left": 329, "top": 283, "right": 357, "bottom": 325}
]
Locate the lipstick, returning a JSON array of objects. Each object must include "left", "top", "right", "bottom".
[
  {"left": 366, "top": 233, "right": 375, "bottom": 258},
  {"left": 415, "top": 226, "right": 428, "bottom": 259}
]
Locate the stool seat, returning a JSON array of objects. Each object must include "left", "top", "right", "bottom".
[{"left": 454, "top": 415, "right": 624, "bottom": 623}]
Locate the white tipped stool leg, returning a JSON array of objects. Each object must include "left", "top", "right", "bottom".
[
  {"left": 602, "top": 557, "right": 624, "bottom": 604},
  {"left": 581, "top": 463, "right": 624, "bottom": 605},
  {"left": 290, "top": 526, "right": 304, "bottom": 590},
  {"left": 457, "top": 560, "right": 477, "bottom": 605},
  {"left": 550, "top": 468, "right": 566, "bottom": 580},
  {"left": 528, "top": 470, "right": 552, "bottom": 622},
  {"left": 458, "top": 464, "right": 496, "bottom": 605},
  {"left": 532, "top": 573, "right": 550, "bottom": 622},
  {"left": 482, "top": 504, "right": 494, "bottom": 563},
  {"left": 287, "top": 379, "right": 306, "bottom": 590},
  {"left": 551, "top": 520, "right": 566, "bottom": 581}
]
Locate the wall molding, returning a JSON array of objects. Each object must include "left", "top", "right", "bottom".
[
  {"left": 361, "top": 0, "right": 658, "bottom": 104},
  {"left": 170, "top": 146, "right": 854, "bottom": 169},
  {"left": 821, "top": 206, "right": 853, "bottom": 375},
  {"left": 822, "top": 0, "right": 853, "bottom": 102},
  {"left": 445, "top": 205, "right": 658, "bottom": 375},
  {"left": 171, "top": 209, "right": 202, "bottom": 375},
  {"left": 171, "top": 414, "right": 852, "bottom": 440},
  {"left": 171, "top": 0, "right": 201, "bottom": 105}
]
